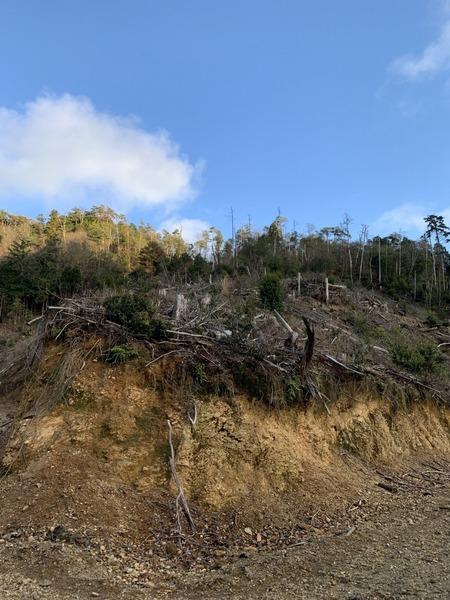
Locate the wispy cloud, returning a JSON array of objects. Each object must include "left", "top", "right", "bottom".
[
  {"left": 159, "top": 216, "right": 211, "bottom": 243},
  {"left": 373, "top": 203, "right": 450, "bottom": 235},
  {"left": 0, "top": 94, "right": 201, "bottom": 212},
  {"left": 390, "top": 18, "right": 450, "bottom": 80}
]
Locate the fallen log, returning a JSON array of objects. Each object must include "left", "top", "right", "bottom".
[
  {"left": 274, "top": 309, "right": 299, "bottom": 347},
  {"left": 377, "top": 482, "right": 398, "bottom": 494},
  {"left": 320, "top": 354, "right": 364, "bottom": 376}
]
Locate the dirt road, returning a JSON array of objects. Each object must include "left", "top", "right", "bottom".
[
  {"left": 0, "top": 484, "right": 448, "bottom": 599},
  {"left": 179, "top": 487, "right": 450, "bottom": 600}
]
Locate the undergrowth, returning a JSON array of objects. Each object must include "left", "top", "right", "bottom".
[
  {"left": 344, "top": 310, "right": 385, "bottom": 343},
  {"left": 389, "top": 332, "right": 446, "bottom": 377},
  {"left": 104, "top": 294, "right": 167, "bottom": 340},
  {"left": 104, "top": 345, "right": 139, "bottom": 364}
]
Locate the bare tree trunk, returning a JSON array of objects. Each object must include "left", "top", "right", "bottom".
[
  {"left": 378, "top": 237, "right": 382, "bottom": 285},
  {"left": 359, "top": 244, "right": 365, "bottom": 283}
]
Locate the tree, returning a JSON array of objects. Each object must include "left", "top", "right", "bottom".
[
  {"left": 45, "top": 210, "right": 63, "bottom": 241},
  {"left": 341, "top": 214, "right": 353, "bottom": 285},
  {"left": 259, "top": 273, "right": 283, "bottom": 311},
  {"left": 139, "top": 240, "right": 165, "bottom": 275},
  {"left": 424, "top": 215, "right": 450, "bottom": 301},
  {"left": 358, "top": 225, "right": 369, "bottom": 283}
]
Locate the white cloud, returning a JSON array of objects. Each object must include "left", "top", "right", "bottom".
[
  {"left": 373, "top": 203, "right": 450, "bottom": 236},
  {"left": 159, "top": 216, "right": 211, "bottom": 244},
  {"left": 390, "top": 20, "right": 450, "bottom": 80},
  {"left": 0, "top": 94, "right": 200, "bottom": 211}
]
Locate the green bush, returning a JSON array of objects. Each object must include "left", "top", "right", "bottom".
[
  {"left": 104, "top": 294, "right": 167, "bottom": 340},
  {"left": 259, "top": 273, "right": 283, "bottom": 311},
  {"left": 190, "top": 362, "right": 207, "bottom": 386},
  {"left": 285, "top": 377, "right": 301, "bottom": 403},
  {"left": 344, "top": 311, "right": 385, "bottom": 343},
  {"left": 425, "top": 311, "right": 441, "bottom": 327},
  {"left": 60, "top": 265, "right": 82, "bottom": 294},
  {"left": 389, "top": 335, "right": 444, "bottom": 376},
  {"left": 126, "top": 267, "right": 155, "bottom": 293},
  {"left": 104, "top": 345, "right": 139, "bottom": 364}
]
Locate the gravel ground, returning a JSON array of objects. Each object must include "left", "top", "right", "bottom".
[{"left": 0, "top": 484, "right": 448, "bottom": 600}]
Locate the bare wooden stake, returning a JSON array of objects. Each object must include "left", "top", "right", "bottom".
[{"left": 325, "top": 277, "right": 329, "bottom": 304}]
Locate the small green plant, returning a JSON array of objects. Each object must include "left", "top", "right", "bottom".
[
  {"left": 425, "top": 311, "right": 441, "bottom": 327},
  {"left": 259, "top": 273, "right": 283, "bottom": 311},
  {"left": 389, "top": 334, "right": 445, "bottom": 376},
  {"left": 344, "top": 311, "right": 384, "bottom": 343},
  {"left": 285, "top": 377, "right": 301, "bottom": 403},
  {"left": 191, "top": 362, "right": 207, "bottom": 386},
  {"left": 104, "top": 345, "right": 139, "bottom": 364}
]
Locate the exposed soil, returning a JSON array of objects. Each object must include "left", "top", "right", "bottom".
[
  {"left": 1, "top": 363, "right": 449, "bottom": 558},
  {"left": 0, "top": 481, "right": 448, "bottom": 599},
  {"left": 1, "top": 294, "right": 450, "bottom": 599}
]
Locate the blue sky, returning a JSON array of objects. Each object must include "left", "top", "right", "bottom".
[{"left": 1, "top": 0, "right": 450, "bottom": 240}]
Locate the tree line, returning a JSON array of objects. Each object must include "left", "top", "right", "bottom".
[{"left": 1, "top": 205, "right": 450, "bottom": 317}]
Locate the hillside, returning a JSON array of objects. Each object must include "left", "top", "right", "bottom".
[
  {"left": 0, "top": 209, "right": 450, "bottom": 597},
  {"left": 0, "top": 275, "right": 449, "bottom": 581}
]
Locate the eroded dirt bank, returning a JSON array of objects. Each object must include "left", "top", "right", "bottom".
[
  {"left": 0, "top": 352, "right": 449, "bottom": 598},
  {"left": 1, "top": 356, "right": 450, "bottom": 544}
]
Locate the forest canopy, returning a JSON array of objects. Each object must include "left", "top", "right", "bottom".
[{"left": 1, "top": 205, "right": 450, "bottom": 317}]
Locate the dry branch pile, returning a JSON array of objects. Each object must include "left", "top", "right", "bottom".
[{"left": 1, "top": 282, "right": 448, "bottom": 412}]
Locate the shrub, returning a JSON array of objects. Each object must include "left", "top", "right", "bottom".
[
  {"left": 285, "top": 377, "right": 301, "bottom": 403},
  {"left": 225, "top": 299, "right": 257, "bottom": 336},
  {"left": 389, "top": 335, "right": 444, "bottom": 376},
  {"left": 60, "top": 265, "right": 82, "bottom": 294},
  {"left": 259, "top": 273, "right": 283, "bottom": 311},
  {"left": 126, "top": 267, "right": 155, "bottom": 293},
  {"left": 104, "top": 345, "right": 139, "bottom": 364},
  {"left": 344, "top": 311, "right": 385, "bottom": 343},
  {"left": 425, "top": 311, "right": 441, "bottom": 327},
  {"left": 104, "top": 294, "right": 167, "bottom": 340},
  {"left": 234, "top": 359, "right": 273, "bottom": 401},
  {"left": 190, "top": 362, "right": 207, "bottom": 386},
  {"left": 147, "top": 318, "right": 168, "bottom": 341}
]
